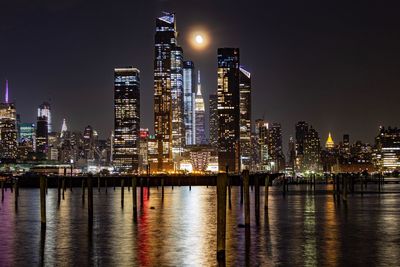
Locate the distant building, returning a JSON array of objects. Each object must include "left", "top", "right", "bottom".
[
  {"left": 139, "top": 128, "right": 150, "bottom": 173},
  {"left": 18, "top": 123, "right": 36, "bottom": 159},
  {"left": 325, "top": 132, "right": 335, "bottom": 149},
  {"left": 239, "top": 67, "right": 252, "bottom": 171},
  {"left": 36, "top": 116, "right": 48, "bottom": 157},
  {"left": 183, "top": 61, "right": 195, "bottom": 145},
  {"left": 0, "top": 80, "right": 17, "bottom": 161},
  {"left": 255, "top": 119, "right": 269, "bottom": 171},
  {"left": 195, "top": 70, "right": 206, "bottom": 145},
  {"left": 374, "top": 126, "right": 400, "bottom": 171},
  {"left": 268, "top": 123, "right": 285, "bottom": 172},
  {"left": 209, "top": 94, "right": 218, "bottom": 148},
  {"left": 113, "top": 67, "right": 140, "bottom": 173},
  {"left": 217, "top": 48, "right": 240, "bottom": 173},
  {"left": 303, "top": 126, "right": 321, "bottom": 172},
  {"left": 38, "top": 102, "right": 52, "bottom": 133}
]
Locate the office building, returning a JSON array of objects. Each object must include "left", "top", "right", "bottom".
[{"left": 239, "top": 67, "right": 252, "bottom": 170}]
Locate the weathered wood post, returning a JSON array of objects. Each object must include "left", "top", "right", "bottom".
[
  {"left": 87, "top": 174, "right": 93, "bottom": 229},
  {"left": 45, "top": 177, "right": 48, "bottom": 195},
  {"left": 81, "top": 178, "right": 85, "bottom": 203},
  {"left": 228, "top": 175, "right": 232, "bottom": 210},
  {"left": 62, "top": 178, "right": 65, "bottom": 200},
  {"left": 105, "top": 178, "right": 108, "bottom": 193},
  {"left": 255, "top": 174, "right": 260, "bottom": 225},
  {"left": 282, "top": 175, "right": 286, "bottom": 195},
  {"left": 98, "top": 176, "right": 100, "bottom": 193},
  {"left": 14, "top": 179, "right": 18, "bottom": 208},
  {"left": 161, "top": 177, "right": 164, "bottom": 201},
  {"left": 57, "top": 177, "right": 61, "bottom": 206},
  {"left": 40, "top": 176, "right": 46, "bottom": 228},
  {"left": 240, "top": 175, "right": 244, "bottom": 205},
  {"left": 140, "top": 178, "right": 144, "bottom": 205},
  {"left": 243, "top": 170, "right": 250, "bottom": 227},
  {"left": 1, "top": 181, "right": 4, "bottom": 202},
  {"left": 342, "top": 174, "right": 348, "bottom": 202},
  {"left": 132, "top": 176, "right": 137, "bottom": 221},
  {"left": 216, "top": 173, "right": 228, "bottom": 260},
  {"left": 121, "top": 178, "right": 125, "bottom": 208},
  {"left": 147, "top": 178, "right": 150, "bottom": 199},
  {"left": 265, "top": 174, "right": 270, "bottom": 210}
]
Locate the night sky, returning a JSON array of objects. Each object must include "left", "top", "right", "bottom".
[{"left": 1, "top": 0, "right": 399, "bottom": 149}]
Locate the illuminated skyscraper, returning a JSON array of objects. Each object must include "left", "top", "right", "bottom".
[
  {"left": 171, "top": 44, "right": 185, "bottom": 158},
  {"left": 36, "top": 115, "right": 48, "bottom": 155},
  {"left": 325, "top": 132, "right": 335, "bottom": 149},
  {"left": 113, "top": 67, "right": 140, "bottom": 173},
  {"left": 239, "top": 67, "right": 252, "bottom": 170},
  {"left": 217, "top": 48, "right": 240, "bottom": 173},
  {"left": 267, "top": 123, "right": 284, "bottom": 172},
  {"left": 255, "top": 119, "right": 269, "bottom": 171},
  {"left": 295, "top": 121, "right": 309, "bottom": 171},
  {"left": 183, "top": 61, "right": 195, "bottom": 145},
  {"left": 0, "top": 80, "right": 18, "bottom": 161},
  {"left": 18, "top": 123, "right": 36, "bottom": 158},
  {"left": 209, "top": 94, "right": 218, "bottom": 147},
  {"left": 154, "top": 12, "right": 179, "bottom": 171},
  {"left": 38, "top": 102, "right": 52, "bottom": 133},
  {"left": 195, "top": 70, "right": 206, "bottom": 145}
]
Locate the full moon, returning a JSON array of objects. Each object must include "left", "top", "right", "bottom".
[{"left": 195, "top": 35, "right": 204, "bottom": 44}]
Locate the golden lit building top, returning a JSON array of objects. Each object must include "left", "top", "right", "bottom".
[{"left": 325, "top": 132, "right": 335, "bottom": 149}]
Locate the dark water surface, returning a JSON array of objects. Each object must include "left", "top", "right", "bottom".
[{"left": 1, "top": 184, "right": 400, "bottom": 266}]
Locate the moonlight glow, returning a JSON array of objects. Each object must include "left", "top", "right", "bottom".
[
  {"left": 188, "top": 29, "right": 210, "bottom": 50},
  {"left": 195, "top": 35, "right": 204, "bottom": 44}
]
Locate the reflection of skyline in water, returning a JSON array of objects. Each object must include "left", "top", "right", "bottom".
[{"left": 0, "top": 185, "right": 400, "bottom": 266}]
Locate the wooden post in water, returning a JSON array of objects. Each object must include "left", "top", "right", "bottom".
[
  {"left": 14, "top": 180, "right": 18, "bottom": 207},
  {"left": 87, "top": 175, "right": 93, "bottom": 229},
  {"left": 216, "top": 173, "right": 228, "bottom": 260},
  {"left": 255, "top": 174, "right": 260, "bottom": 225},
  {"left": 82, "top": 178, "right": 85, "bottom": 203},
  {"left": 228, "top": 175, "right": 231, "bottom": 210},
  {"left": 161, "top": 178, "right": 164, "bottom": 201},
  {"left": 57, "top": 177, "right": 61, "bottom": 206},
  {"left": 1, "top": 181, "right": 4, "bottom": 202},
  {"left": 243, "top": 170, "right": 250, "bottom": 227},
  {"left": 147, "top": 178, "right": 150, "bottom": 199},
  {"left": 121, "top": 178, "right": 125, "bottom": 208},
  {"left": 265, "top": 174, "right": 270, "bottom": 210},
  {"left": 105, "top": 178, "right": 108, "bottom": 193},
  {"left": 240, "top": 176, "right": 244, "bottom": 205},
  {"left": 342, "top": 174, "right": 348, "bottom": 202},
  {"left": 62, "top": 178, "right": 65, "bottom": 200},
  {"left": 282, "top": 175, "right": 286, "bottom": 195},
  {"left": 140, "top": 178, "right": 144, "bottom": 205},
  {"left": 40, "top": 176, "right": 46, "bottom": 228},
  {"left": 45, "top": 177, "right": 48, "bottom": 195},
  {"left": 132, "top": 176, "right": 137, "bottom": 221},
  {"left": 98, "top": 176, "right": 100, "bottom": 193}
]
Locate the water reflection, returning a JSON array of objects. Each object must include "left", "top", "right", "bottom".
[{"left": 0, "top": 185, "right": 400, "bottom": 266}]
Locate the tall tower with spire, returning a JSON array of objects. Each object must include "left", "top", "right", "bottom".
[
  {"left": 0, "top": 80, "right": 17, "bottom": 161},
  {"left": 195, "top": 70, "right": 205, "bottom": 145},
  {"left": 325, "top": 132, "right": 335, "bottom": 149}
]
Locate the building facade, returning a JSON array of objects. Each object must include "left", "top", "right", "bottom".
[
  {"left": 239, "top": 67, "right": 251, "bottom": 170},
  {"left": 113, "top": 67, "right": 140, "bottom": 173},
  {"left": 209, "top": 94, "right": 218, "bottom": 148},
  {"left": 217, "top": 48, "right": 240, "bottom": 173},
  {"left": 183, "top": 61, "right": 195, "bottom": 145},
  {"left": 195, "top": 70, "right": 206, "bottom": 145}
]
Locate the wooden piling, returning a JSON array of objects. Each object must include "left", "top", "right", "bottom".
[
  {"left": 147, "top": 178, "right": 150, "bottom": 199},
  {"left": 121, "top": 178, "right": 125, "bottom": 208},
  {"left": 265, "top": 174, "right": 270, "bottom": 210},
  {"left": 132, "top": 176, "right": 137, "bottom": 221},
  {"left": 240, "top": 176, "right": 244, "bottom": 205},
  {"left": 82, "top": 178, "right": 85, "bottom": 203},
  {"left": 62, "top": 178, "right": 65, "bottom": 200},
  {"left": 342, "top": 174, "right": 347, "bottom": 202},
  {"left": 255, "top": 174, "right": 260, "bottom": 225},
  {"left": 1, "top": 181, "right": 4, "bottom": 202},
  {"left": 14, "top": 180, "right": 18, "bottom": 207},
  {"left": 45, "top": 177, "right": 48, "bottom": 195},
  {"left": 140, "top": 178, "right": 144, "bottom": 205},
  {"left": 87, "top": 175, "right": 93, "bottom": 228},
  {"left": 40, "top": 176, "right": 46, "bottom": 228},
  {"left": 216, "top": 173, "right": 228, "bottom": 260},
  {"left": 243, "top": 170, "right": 250, "bottom": 227},
  {"left": 228, "top": 175, "right": 231, "bottom": 210},
  {"left": 57, "top": 177, "right": 61, "bottom": 205},
  {"left": 98, "top": 176, "right": 100, "bottom": 193},
  {"left": 105, "top": 178, "right": 108, "bottom": 193},
  {"left": 161, "top": 178, "right": 164, "bottom": 200}
]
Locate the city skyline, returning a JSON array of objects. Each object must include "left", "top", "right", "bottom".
[{"left": 1, "top": 0, "right": 399, "bottom": 146}]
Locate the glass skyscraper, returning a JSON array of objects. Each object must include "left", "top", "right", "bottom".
[
  {"left": 239, "top": 67, "right": 252, "bottom": 170},
  {"left": 113, "top": 67, "right": 140, "bottom": 173},
  {"left": 183, "top": 61, "right": 195, "bottom": 145},
  {"left": 0, "top": 81, "right": 17, "bottom": 161},
  {"left": 153, "top": 12, "right": 180, "bottom": 172},
  {"left": 217, "top": 48, "right": 240, "bottom": 173}
]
